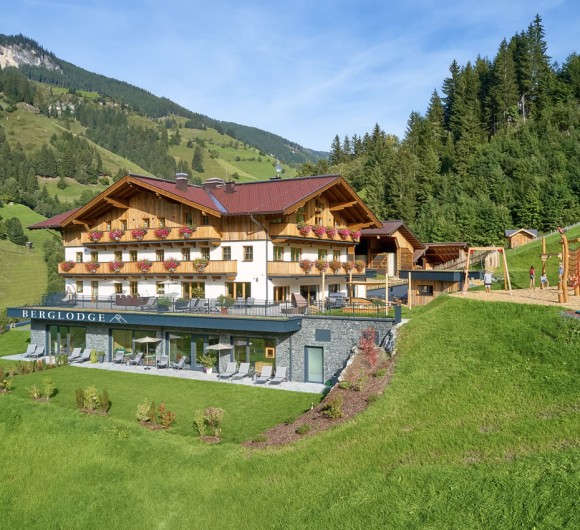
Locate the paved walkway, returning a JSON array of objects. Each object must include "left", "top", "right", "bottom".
[{"left": 2, "top": 354, "right": 327, "bottom": 394}]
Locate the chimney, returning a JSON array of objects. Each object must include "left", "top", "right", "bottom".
[
  {"left": 175, "top": 173, "right": 188, "bottom": 192},
  {"left": 225, "top": 181, "right": 236, "bottom": 193}
]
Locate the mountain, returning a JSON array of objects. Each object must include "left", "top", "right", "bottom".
[{"left": 0, "top": 34, "right": 327, "bottom": 165}]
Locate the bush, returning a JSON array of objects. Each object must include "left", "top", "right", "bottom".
[
  {"left": 295, "top": 424, "right": 311, "bottom": 435},
  {"left": 75, "top": 386, "right": 109, "bottom": 414},
  {"left": 359, "top": 327, "right": 378, "bottom": 367},
  {"left": 373, "top": 368, "right": 387, "bottom": 378},
  {"left": 338, "top": 380, "right": 352, "bottom": 390},
  {"left": 192, "top": 406, "right": 225, "bottom": 438},
  {"left": 351, "top": 376, "right": 367, "bottom": 392},
  {"left": 322, "top": 395, "right": 344, "bottom": 419},
  {"left": 367, "top": 394, "right": 381, "bottom": 404},
  {"left": 136, "top": 400, "right": 175, "bottom": 428},
  {"left": 27, "top": 384, "right": 42, "bottom": 400},
  {"left": 43, "top": 377, "right": 56, "bottom": 399}
]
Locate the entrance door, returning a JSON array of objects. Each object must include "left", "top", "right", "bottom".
[
  {"left": 305, "top": 346, "right": 324, "bottom": 383},
  {"left": 91, "top": 281, "right": 99, "bottom": 302}
]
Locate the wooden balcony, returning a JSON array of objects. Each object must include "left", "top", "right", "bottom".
[
  {"left": 269, "top": 223, "right": 359, "bottom": 244},
  {"left": 267, "top": 261, "right": 364, "bottom": 276},
  {"left": 59, "top": 260, "right": 237, "bottom": 277},
  {"left": 80, "top": 226, "right": 221, "bottom": 246}
]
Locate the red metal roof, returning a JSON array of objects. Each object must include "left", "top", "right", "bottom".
[
  {"left": 28, "top": 208, "right": 80, "bottom": 230},
  {"left": 360, "top": 220, "right": 425, "bottom": 249}
]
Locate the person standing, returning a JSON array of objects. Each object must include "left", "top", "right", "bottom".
[
  {"left": 540, "top": 272, "right": 549, "bottom": 289},
  {"left": 558, "top": 262, "right": 564, "bottom": 282},
  {"left": 483, "top": 270, "right": 493, "bottom": 293},
  {"left": 529, "top": 265, "right": 536, "bottom": 289}
]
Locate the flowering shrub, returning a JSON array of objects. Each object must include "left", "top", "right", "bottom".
[
  {"left": 154, "top": 227, "right": 172, "bottom": 239},
  {"left": 61, "top": 260, "right": 76, "bottom": 272},
  {"left": 108, "top": 229, "right": 125, "bottom": 241},
  {"left": 299, "top": 259, "right": 314, "bottom": 272},
  {"left": 85, "top": 262, "right": 100, "bottom": 273},
  {"left": 325, "top": 227, "right": 337, "bottom": 238},
  {"left": 88, "top": 230, "right": 103, "bottom": 242},
  {"left": 108, "top": 261, "right": 124, "bottom": 273},
  {"left": 354, "top": 259, "right": 365, "bottom": 272},
  {"left": 137, "top": 259, "right": 153, "bottom": 272},
  {"left": 315, "top": 259, "right": 328, "bottom": 272},
  {"left": 131, "top": 228, "right": 148, "bottom": 240},
  {"left": 337, "top": 228, "right": 351, "bottom": 240},
  {"left": 329, "top": 259, "right": 342, "bottom": 273},
  {"left": 342, "top": 261, "right": 354, "bottom": 272},
  {"left": 192, "top": 258, "right": 209, "bottom": 272},
  {"left": 297, "top": 223, "right": 312, "bottom": 236},
  {"left": 163, "top": 257, "right": 181, "bottom": 272},
  {"left": 351, "top": 230, "right": 361, "bottom": 241},
  {"left": 178, "top": 225, "right": 197, "bottom": 238},
  {"left": 359, "top": 327, "right": 379, "bottom": 367},
  {"left": 313, "top": 225, "right": 326, "bottom": 238}
]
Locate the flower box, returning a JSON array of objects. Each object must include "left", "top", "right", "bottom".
[
  {"left": 297, "top": 223, "right": 312, "bottom": 236},
  {"left": 154, "top": 227, "right": 172, "bottom": 239},
  {"left": 299, "top": 259, "right": 314, "bottom": 273},
  {"left": 88, "top": 230, "right": 104, "bottom": 242},
  {"left": 313, "top": 225, "right": 326, "bottom": 238},
  {"left": 108, "top": 261, "right": 124, "bottom": 273},
  {"left": 163, "top": 257, "right": 181, "bottom": 272},
  {"left": 314, "top": 259, "right": 328, "bottom": 272},
  {"left": 354, "top": 259, "right": 365, "bottom": 272},
  {"left": 61, "top": 260, "right": 76, "bottom": 272},
  {"left": 351, "top": 230, "right": 361, "bottom": 242},
  {"left": 137, "top": 259, "right": 153, "bottom": 273},
  {"left": 131, "top": 228, "right": 148, "bottom": 240},
  {"left": 178, "top": 225, "right": 197, "bottom": 238},
  {"left": 108, "top": 229, "right": 125, "bottom": 242},
  {"left": 192, "top": 258, "right": 209, "bottom": 273},
  {"left": 325, "top": 227, "right": 337, "bottom": 239},
  {"left": 337, "top": 228, "right": 351, "bottom": 240},
  {"left": 342, "top": 261, "right": 354, "bottom": 272},
  {"left": 329, "top": 259, "right": 342, "bottom": 274},
  {"left": 85, "top": 262, "right": 100, "bottom": 274}
]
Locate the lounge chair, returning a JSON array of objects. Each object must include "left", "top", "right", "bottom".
[
  {"left": 245, "top": 298, "right": 255, "bottom": 308},
  {"left": 270, "top": 366, "right": 287, "bottom": 385},
  {"left": 29, "top": 346, "right": 45, "bottom": 359},
  {"left": 71, "top": 348, "right": 91, "bottom": 363},
  {"left": 233, "top": 297, "right": 245, "bottom": 309},
  {"left": 67, "top": 347, "right": 83, "bottom": 362},
  {"left": 129, "top": 352, "right": 143, "bottom": 366},
  {"left": 112, "top": 350, "right": 125, "bottom": 363},
  {"left": 207, "top": 299, "right": 219, "bottom": 313},
  {"left": 231, "top": 362, "right": 250, "bottom": 380},
  {"left": 255, "top": 365, "right": 273, "bottom": 384},
  {"left": 218, "top": 361, "right": 238, "bottom": 379},
  {"left": 20, "top": 344, "right": 37, "bottom": 358},
  {"left": 171, "top": 357, "right": 186, "bottom": 370},
  {"left": 156, "top": 355, "right": 169, "bottom": 369}
]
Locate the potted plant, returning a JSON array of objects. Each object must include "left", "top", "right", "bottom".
[
  {"left": 325, "top": 226, "right": 337, "bottom": 238},
  {"left": 313, "top": 225, "right": 326, "bottom": 238},
  {"left": 354, "top": 259, "right": 365, "bottom": 272},
  {"left": 154, "top": 227, "right": 172, "bottom": 239},
  {"left": 342, "top": 261, "right": 354, "bottom": 272},
  {"left": 191, "top": 286, "right": 205, "bottom": 299},
  {"left": 351, "top": 230, "right": 361, "bottom": 242},
  {"left": 88, "top": 230, "right": 104, "bottom": 242},
  {"left": 297, "top": 222, "right": 312, "bottom": 236},
  {"left": 192, "top": 258, "right": 209, "bottom": 273},
  {"left": 178, "top": 225, "right": 197, "bottom": 238},
  {"left": 163, "top": 257, "right": 181, "bottom": 272},
  {"left": 137, "top": 259, "right": 153, "bottom": 272},
  {"left": 108, "top": 260, "right": 124, "bottom": 273},
  {"left": 315, "top": 259, "right": 328, "bottom": 272},
  {"left": 217, "top": 294, "right": 235, "bottom": 314},
  {"left": 299, "top": 259, "right": 314, "bottom": 273},
  {"left": 85, "top": 262, "right": 100, "bottom": 274},
  {"left": 338, "top": 228, "right": 351, "bottom": 240},
  {"left": 329, "top": 259, "right": 342, "bottom": 274},
  {"left": 61, "top": 260, "right": 76, "bottom": 272},
  {"left": 108, "top": 229, "right": 125, "bottom": 241},
  {"left": 97, "top": 351, "right": 106, "bottom": 363},
  {"left": 198, "top": 353, "right": 217, "bottom": 374},
  {"left": 157, "top": 297, "right": 172, "bottom": 311},
  {"left": 131, "top": 227, "right": 148, "bottom": 240}
]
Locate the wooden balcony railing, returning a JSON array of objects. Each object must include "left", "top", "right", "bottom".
[
  {"left": 269, "top": 223, "right": 360, "bottom": 243},
  {"left": 81, "top": 226, "right": 221, "bottom": 245},
  {"left": 267, "top": 261, "right": 364, "bottom": 276},
  {"left": 59, "top": 260, "right": 237, "bottom": 276}
]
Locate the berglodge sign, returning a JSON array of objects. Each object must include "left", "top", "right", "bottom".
[{"left": 11, "top": 309, "right": 108, "bottom": 323}]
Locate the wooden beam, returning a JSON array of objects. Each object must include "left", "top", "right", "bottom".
[
  {"left": 72, "top": 220, "right": 90, "bottom": 230},
  {"left": 104, "top": 197, "right": 130, "bottom": 209},
  {"left": 329, "top": 201, "right": 357, "bottom": 211}
]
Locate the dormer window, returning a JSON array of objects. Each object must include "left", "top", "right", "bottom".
[
  {"left": 142, "top": 218, "right": 150, "bottom": 229},
  {"left": 158, "top": 218, "right": 166, "bottom": 228}
]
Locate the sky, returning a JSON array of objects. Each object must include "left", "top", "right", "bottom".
[{"left": 1, "top": 0, "right": 579, "bottom": 151}]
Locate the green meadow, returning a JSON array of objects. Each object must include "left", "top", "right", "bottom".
[{"left": 0, "top": 296, "right": 577, "bottom": 528}]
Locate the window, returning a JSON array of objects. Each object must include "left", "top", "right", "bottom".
[
  {"left": 418, "top": 285, "right": 434, "bottom": 296},
  {"left": 222, "top": 246, "right": 231, "bottom": 261},
  {"left": 76, "top": 280, "right": 84, "bottom": 293},
  {"left": 273, "top": 246, "right": 284, "bottom": 261},
  {"left": 142, "top": 218, "right": 150, "bottom": 228},
  {"left": 158, "top": 218, "right": 166, "bottom": 228},
  {"left": 182, "top": 281, "right": 205, "bottom": 298},
  {"left": 314, "top": 200, "right": 323, "bottom": 225},
  {"left": 114, "top": 250, "right": 122, "bottom": 262},
  {"left": 333, "top": 250, "right": 341, "bottom": 261},
  {"left": 290, "top": 247, "right": 302, "bottom": 261},
  {"left": 201, "top": 215, "right": 209, "bottom": 226},
  {"left": 156, "top": 282, "right": 165, "bottom": 295},
  {"left": 91, "top": 281, "right": 98, "bottom": 301},
  {"left": 105, "top": 221, "right": 111, "bottom": 231},
  {"left": 226, "top": 282, "right": 251, "bottom": 299},
  {"left": 271, "top": 216, "right": 285, "bottom": 224},
  {"left": 129, "top": 281, "right": 138, "bottom": 296},
  {"left": 129, "top": 250, "right": 137, "bottom": 262},
  {"left": 185, "top": 212, "right": 193, "bottom": 226},
  {"left": 182, "top": 248, "right": 190, "bottom": 261},
  {"left": 318, "top": 249, "right": 327, "bottom": 260},
  {"left": 295, "top": 206, "right": 305, "bottom": 224},
  {"left": 120, "top": 220, "right": 127, "bottom": 231},
  {"left": 156, "top": 250, "right": 164, "bottom": 262},
  {"left": 274, "top": 285, "right": 290, "bottom": 301},
  {"left": 91, "top": 251, "right": 98, "bottom": 263},
  {"left": 76, "top": 252, "right": 83, "bottom": 263},
  {"left": 243, "top": 246, "right": 253, "bottom": 261},
  {"left": 114, "top": 282, "right": 122, "bottom": 294},
  {"left": 201, "top": 247, "right": 210, "bottom": 260}
]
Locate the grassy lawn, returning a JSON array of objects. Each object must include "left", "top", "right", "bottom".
[{"left": 0, "top": 296, "right": 577, "bottom": 528}]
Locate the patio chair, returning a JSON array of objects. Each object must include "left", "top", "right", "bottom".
[
  {"left": 112, "top": 350, "right": 125, "bottom": 363},
  {"left": 71, "top": 348, "right": 91, "bottom": 363},
  {"left": 67, "top": 347, "right": 83, "bottom": 362},
  {"left": 156, "top": 355, "right": 169, "bottom": 369},
  {"left": 171, "top": 357, "right": 186, "bottom": 370},
  {"left": 233, "top": 297, "right": 245, "bottom": 309},
  {"left": 207, "top": 299, "right": 219, "bottom": 313},
  {"left": 231, "top": 362, "right": 250, "bottom": 381},
  {"left": 194, "top": 299, "right": 208, "bottom": 312},
  {"left": 218, "top": 361, "right": 238, "bottom": 379},
  {"left": 269, "top": 366, "right": 287, "bottom": 385},
  {"left": 140, "top": 297, "right": 157, "bottom": 311},
  {"left": 129, "top": 352, "right": 143, "bottom": 366},
  {"left": 255, "top": 365, "right": 273, "bottom": 384},
  {"left": 20, "top": 344, "right": 38, "bottom": 358},
  {"left": 245, "top": 298, "right": 255, "bottom": 308},
  {"left": 29, "top": 346, "right": 45, "bottom": 359}
]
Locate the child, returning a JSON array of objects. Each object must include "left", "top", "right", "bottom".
[
  {"left": 483, "top": 270, "right": 493, "bottom": 293},
  {"left": 540, "top": 272, "right": 549, "bottom": 289},
  {"left": 529, "top": 265, "right": 535, "bottom": 289}
]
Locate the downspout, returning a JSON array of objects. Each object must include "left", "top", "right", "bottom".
[{"left": 250, "top": 214, "right": 269, "bottom": 307}]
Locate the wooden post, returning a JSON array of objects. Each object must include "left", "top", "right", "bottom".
[
  {"left": 561, "top": 234, "right": 569, "bottom": 303},
  {"left": 321, "top": 271, "right": 326, "bottom": 305},
  {"left": 385, "top": 272, "right": 389, "bottom": 317},
  {"left": 408, "top": 271, "right": 412, "bottom": 309},
  {"left": 462, "top": 248, "right": 471, "bottom": 294},
  {"left": 501, "top": 249, "right": 512, "bottom": 294}
]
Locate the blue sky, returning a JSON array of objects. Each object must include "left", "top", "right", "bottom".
[{"left": 2, "top": 0, "right": 578, "bottom": 151}]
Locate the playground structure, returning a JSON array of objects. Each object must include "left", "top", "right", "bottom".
[
  {"left": 548, "top": 231, "right": 580, "bottom": 304},
  {"left": 462, "top": 247, "right": 512, "bottom": 295}
]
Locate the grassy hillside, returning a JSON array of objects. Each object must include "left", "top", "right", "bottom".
[
  {"left": 0, "top": 204, "right": 53, "bottom": 310},
  {"left": 0, "top": 296, "right": 577, "bottom": 528}
]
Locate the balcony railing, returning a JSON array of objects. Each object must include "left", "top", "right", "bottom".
[
  {"left": 267, "top": 261, "right": 365, "bottom": 276},
  {"left": 59, "top": 260, "right": 237, "bottom": 276},
  {"left": 81, "top": 226, "right": 221, "bottom": 245},
  {"left": 269, "top": 223, "right": 360, "bottom": 243}
]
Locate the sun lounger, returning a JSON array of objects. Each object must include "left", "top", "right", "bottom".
[
  {"left": 129, "top": 352, "right": 144, "bottom": 366},
  {"left": 156, "top": 355, "right": 169, "bottom": 369},
  {"left": 112, "top": 350, "right": 125, "bottom": 363},
  {"left": 71, "top": 348, "right": 91, "bottom": 363},
  {"left": 218, "top": 361, "right": 238, "bottom": 379},
  {"left": 171, "top": 357, "right": 186, "bottom": 370},
  {"left": 20, "top": 344, "right": 37, "bottom": 358},
  {"left": 255, "top": 365, "right": 273, "bottom": 384},
  {"left": 230, "top": 362, "right": 250, "bottom": 380},
  {"left": 269, "top": 366, "right": 287, "bottom": 385},
  {"left": 29, "top": 345, "right": 45, "bottom": 359},
  {"left": 67, "top": 347, "right": 83, "bottom": 362}
]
